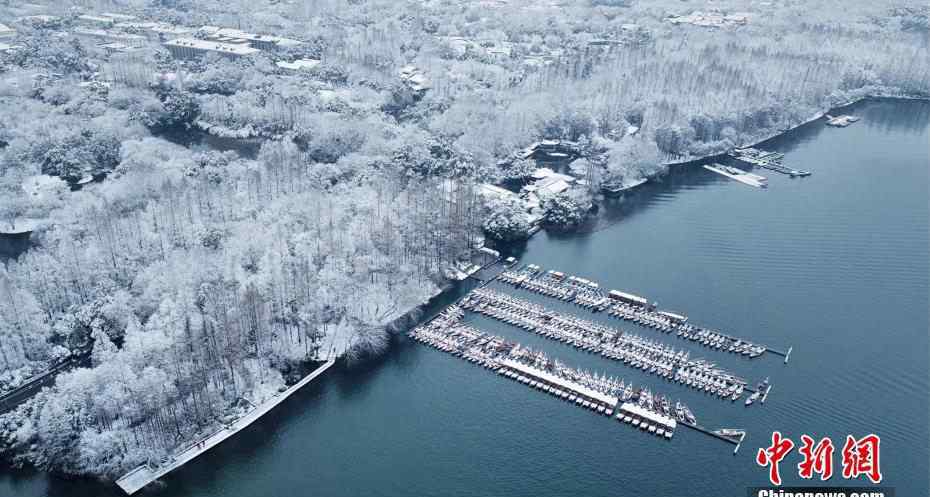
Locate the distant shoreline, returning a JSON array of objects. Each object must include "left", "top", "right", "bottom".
[{"left": 662, "top": 94, "right": 930, "bottom": 171}]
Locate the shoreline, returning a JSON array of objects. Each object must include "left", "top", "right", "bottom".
[
  {"left": 3, "top": 95, "right": 926, "bottom": 486},
  {"left": 661, "top": 94, "right": 930, "bottom": 171}
]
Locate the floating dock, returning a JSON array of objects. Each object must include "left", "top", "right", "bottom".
[
  {"left": 679, "top": 422, "right": 746, "bottom": 453},
  {"left": 406, "top": 307, "right": 755, "bottom": 444},
  {"left": 410, "top": 304, "right": 752, "bottom": 448},
  {"left": 729, "top": 147, "right": 811, "bottom": 177},
  {"left": 116, "top": 358, "right": 336, "bottom": 495},
  {"left": 703, "top": 164, "right": 768, "bottom": 188},
  {"left": 496, "top": 265, "right": 789, "bottom": 362},
  {"left": 462, "top": 289, "right": 751, "bottom": 401}
]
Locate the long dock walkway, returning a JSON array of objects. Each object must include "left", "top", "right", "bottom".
[
  {"left": 462, "top": 288, "right": 753, "bottom": 401},
  {"left": 116, "top": 358, "right": 337, "bottom": 495},
  {"left": 497, "top": 264, "right": 792, "bottom": 363},
  {"left": 410, "top": 305, "right": 750, "bottom": 447}
]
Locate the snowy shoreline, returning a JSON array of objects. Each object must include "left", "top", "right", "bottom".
[{"left": 662, "top": 94, "right": 930, "bottom": 171}]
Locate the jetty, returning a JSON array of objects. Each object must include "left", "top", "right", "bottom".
[
  {"left": 496, "top": 265, "right": 790, "bottom": 362},
  {"left": 116, "top": 357, "right": 337, "bottom": 495},
  {"left": 462, "top": 289, "right": 753, "bottom": 402},
  {"left": 409, "top": 307, "right": 749, "bottom": 446},
  {"left": 409, "top": 308, "right": 700, "bottom": 440},
  {"left": 703, "top": 164, "right": 767, "bottom": 188},
  {"left": 679, "top": 422, "right": 747, "bottom": 454},
  {"left": 728, "top": 147, "right": 811, "bottom": 177}
]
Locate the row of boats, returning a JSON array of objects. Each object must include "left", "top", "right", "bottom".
[
  {"left": 407, "top": 307, "right": 696, "bottom": 438},
  {"left": 728, "top": 147, "right": 811, "bottom": 177},
  {"left": 610, "top": 303, "right": 766, "bottom": 358},
  {"left": 462, "top": 289, "right": 750, "bottom": 401},
  {"left": 498, "top": 265, "right": 770, "bottom": 359}
]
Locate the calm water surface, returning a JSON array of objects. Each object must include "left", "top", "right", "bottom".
[{"left": 2, "top": 98, "right": 928, "bottom": 497}]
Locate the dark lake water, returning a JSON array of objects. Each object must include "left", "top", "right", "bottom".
[{"left": 2, "top": 98, "right": 928, "bottom": 497}]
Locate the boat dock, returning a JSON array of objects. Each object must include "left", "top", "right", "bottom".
[
  {"left": 496, "top": 265, "right": 790, "bottom": 362},
  {"left": 679, "top": 422, "right": 747, "bottom": 454},
  {"left": 462, "top": 288, "right": 751, "bottom": 402},
  {"left": 408, "top": 307, "right": 746, "bottom": 446},
  {"left": 116, "top": 358, "right": 337, "bottom": 495},
  {"left": 703, "top": 164, "right": 768, "bottom": 188},
  {"left": 728, "top": 147, "right": 811, "bottom": 177}
]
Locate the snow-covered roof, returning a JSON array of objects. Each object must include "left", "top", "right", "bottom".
[
  {"left": 532, "top": 167, "right": 555, "bottom": 179},
  {"left": 19, "top": 15, "right": 60, "bottom": 23},
  {"left": 608, "top": 290, "right": 648, "bottom": 305},
  {"left": 503, "top": 360, "right": 619, "bottom": 406},
  {"left": 480, "top": 184, "right": 516, "bottom": 200},
  {"left": 101, "top": 12, "right": 137, "bottom": 21},
  {"left": 276, "top": 58, "right": 321, "bottom": 71},
  {"left": 658, "top": 311, "right": 688, "bottom": 322},
  {"left": 619, "top": 402, "right": 677, "bottom": 429},
  {"left": 77, "top": 15, "right": 115, "bottom": 25},
  {"left": 202, "top": 26, "right": 302, "bottom": 48},
  {"left": 537, "top": 178, "right": 570, "bottom": 195},
  {"left": 165, "top": 37, "right": 260, "bottom": 56}
]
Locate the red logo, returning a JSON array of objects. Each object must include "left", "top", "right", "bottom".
[
  {"left": 797, "top": 435, "right": 834, "bottom": 481},
  {"left": 756, "top": 431, "right": 795, "bottom": 485},
  {"left": 757, "top": 433, "right": 882, "bottom": 485},
  {"left": 841, "top": 434, "right": 882, "bottom": 484}
]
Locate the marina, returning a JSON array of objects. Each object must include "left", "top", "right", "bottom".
[
  {"left": 408, "top": 306, "right": 746, "bottom": 446},
  {"left": 496, "top": 265, "right": 790, "bottom": 362},
  {"left": 728, "top": 147, "right": 812, "bottom": 177},
  {"left": 461, "top": 288, "right": 757, "bottom": 402},
  {"left": 702, "top": 164, "right": 768, "bottom": 188}
]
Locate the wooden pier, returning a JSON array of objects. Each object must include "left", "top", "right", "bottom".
[{"left": 116, "top": 358, "right": 336, "bottom": 495}]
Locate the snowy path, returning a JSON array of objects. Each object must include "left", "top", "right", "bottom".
[{"left": 116, "top": 358, "right": 337, "bottom": 495}]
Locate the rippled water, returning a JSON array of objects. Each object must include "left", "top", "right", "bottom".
[{"left": 2, "top": 98, "right": 927, "bottom": 497}]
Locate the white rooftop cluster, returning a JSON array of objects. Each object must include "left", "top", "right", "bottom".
[
  {"left": 200, "top": 26, "right": 302, "bottom": 50},
  {"left": 276, "top": 58, "right": 321, "bottom": 71},
  {"left": 164, "top": 37, "right": 261, "bottom": 57},
  {"left": 667, "top": 11, "right": 749, "bottom": 28},
  {"left": 399, "top": 65, "right": 430, "bottom": 91}
]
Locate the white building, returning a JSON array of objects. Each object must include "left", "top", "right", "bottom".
[
  {"left": 116, "top": 22, "right": 195, "bottom": 40},
  {"left": 17, "top": 15, "right": 61, "bottom": 27},
  {"left": 100, "top": 12, "right": 137, "bottom": 22},
  {"left": 399, "top": 65, "right": 430, "bottom": 92},
  {"left": 74, "top": 28, "right": 147, "bottom": 48},
  {"left": 276, "top": 58, "right": 321, "bottom": 71},
  {"left": 164, "top": 37, "right": 260, "bottom": 59},
  {"left": 77, "top": 14, "right": 116, "bottom": 28},
  {"left": 200, "top": 26, "right": 301, "bottom": 51}
]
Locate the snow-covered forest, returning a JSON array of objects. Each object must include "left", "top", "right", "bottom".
[{"left": 0, "top": 0, "right": 927, "bottom": 480}]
